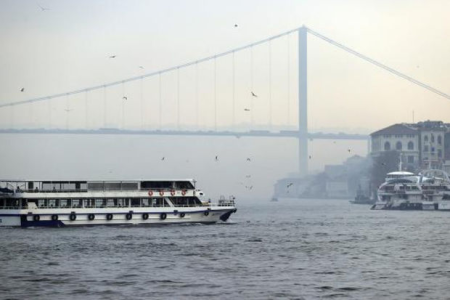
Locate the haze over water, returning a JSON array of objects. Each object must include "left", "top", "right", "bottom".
[{"left": 1, "top": 199, "right": 450, "bottom": 299}]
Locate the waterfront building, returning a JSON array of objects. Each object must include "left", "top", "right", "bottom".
[{"left": 370, "top": 120, "right": 450, "bottom": 172}]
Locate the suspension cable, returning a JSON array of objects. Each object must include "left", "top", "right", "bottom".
[{"left": 307, "top": 27, "right": 450, "bottom": 101}]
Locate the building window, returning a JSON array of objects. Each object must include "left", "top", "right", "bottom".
[
  {"left": 424, "top": 135, "right": 429, "bottom": 142},
  {"left": 438, "top": 149, "right": 442, "bottom": 158},
  {"left": 408, "top": 156, "right": 414, "bottom": 163},
  {"left": 407, "top": 141, "right": 414, "bottom": 150},
  {"left": 424, "top": 145, "right": 429, "bottom": 152},
  {"left": 438, "top": 135, "right": 442, "bottom": 145},
  {"left": 396, "top": 141, "right": 402, "bottom": 150},
  {"left": 431, "top": 134, "right": 435, "bottom": 143},
  {"left": 384, "top": 142, "right": 391, "bottom": 151}
]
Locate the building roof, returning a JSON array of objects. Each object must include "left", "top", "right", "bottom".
[{"left": 371, "top": 124, "right": 418, "bottom": 136}]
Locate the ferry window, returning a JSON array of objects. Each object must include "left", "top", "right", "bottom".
[
  {"left": 407, "top": 141, "right": 414, "bottom": 150},
  {"left": 121, "top": 182, "right": 138, "bottom": 190},
  {"left": 396, "top": 141, "right": 402, "bottom": 150},
  {"left": 131, "top": 198, "right": 140, "bottom": 207},
  {"left": 62, "top": 183, "right": 76, "bottom": 190},
  {"left": 175, "top": 181, "right": 194, "bottom": 189},
  {"left": 88, "top": 182, "right": 104, "bottom": 191},
  {"left": 141, "top": 181, "right": 173, "bottom": 189},
  {"left": 384, "top": 142, "right": 391, "bottom": 151},
  {"left": 117, "top": 199, "right": 126, "bottom": 207},
  {"left": 96, "top": 199, "right": 106, "bottom": 208},
  {"left": 104, "top": 182, "right": 121, "bottom": 191}
]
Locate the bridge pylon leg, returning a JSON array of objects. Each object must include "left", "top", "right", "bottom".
[{"left": 298, "top": 26, "right": 308, "bottom": 177}]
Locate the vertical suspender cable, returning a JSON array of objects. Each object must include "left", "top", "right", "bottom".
[
  {"left": 103, "top": 86, "right": 106, "bottom": 128},
  {"left": 140, "top": 77, "right": 144, "bottom": 129},
  {"left": 214, "top": 57, "right": 217, "bottom": 131},
  {"left": 195, "top": 62, "right": 199, "bottom": 129},
  {"left": 177, "top": 67, "right": 180, "bottom": 130},
  {"left": 85, "top": 91, "right": 88, "bottom": 129},
  {"left": 48, "top": 98, "right": 51, "bottom": 129},
  {"left": 287, "top": 33, "right": 291, "bottom": 126},
  {"left": 66, "top": 94, "right": 69, "bottom": 130},
  {"left": 11, "top": 106, "right": 15, "bottom": 129},
  {"left": 122, "top": 81, "right": 125, "bottom": 129},
  {"left": 232, "top": 51, "right": 235, "bottom": 129},
  {"left": 269, "top": 40, "right": 272, "bottom": 129},
  {"left": 250, "top": 46, "right": 254, "bottom": 127},
  {"left": 159, "top": 73, "right": 162, "bottom": 130}
]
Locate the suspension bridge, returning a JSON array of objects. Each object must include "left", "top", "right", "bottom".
[{"left": 1, "top": 26, "right": 449, "bottom": 176}]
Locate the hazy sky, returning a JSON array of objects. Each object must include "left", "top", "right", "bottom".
[
  {"left": 1, "top": 0, "right": 450, "bottom": 132},
  {"left": 1, "top": 0, "right": 450, "bottom": 194}
]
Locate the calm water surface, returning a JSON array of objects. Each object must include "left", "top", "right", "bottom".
[{"left": 1, "top": 199, "right": 450, "bottom": 299}]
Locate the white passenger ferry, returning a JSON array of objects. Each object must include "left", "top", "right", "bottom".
[{"left": 0, "top": 179, "right": 237, "bottom": 227}]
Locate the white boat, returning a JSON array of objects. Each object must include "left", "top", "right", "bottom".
[
  {"left": 372, "top": 174, "right": 423, "bottom": 210},
  {"left": 0, "top": 179, "right": 237, "bottom": 227}
]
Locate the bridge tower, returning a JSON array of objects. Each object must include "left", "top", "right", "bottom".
[{"left": 298, "top": 26, "right": 308, "bottom": 177}]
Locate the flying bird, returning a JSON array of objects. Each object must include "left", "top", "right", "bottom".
[
  {"left": 246, "top": 158, "right": 251, "bottom": 161},
  {"left": 234, "top": 24, "right": 238, "bottom": 27},
  {"left": 244, "top": 108, "right": 250, "bottom": 112},
  {"left": 251, "top": 91, "right": 258, "bottom": 97},
  {"left": 161, "top": 157, "right": 165, "bottom": 161},
  {"left": 64, "top": 109, "right": 73, "bottom": 112},
  {"left": 37, "top": 3, "right": 50, "bottom": 11},
  {"left": 309, "top": 155, "right": 312, "bottom": 159},
  {"left": 215, "top": 155, "right": 219, "bottom": 161},
  {"left": 139, "top": 66, "right": 144, "bottom": 69},
  {"left": 347, "top": 149, "right": 351, "bottom": 153},
  {"left": 246, "top": 175, "right": 251, "bottom": 178},
  {"left": 287, "top": 183, "right": 293, "bottom": 188},
  {"left": 20, "top": 88, "right": 24, "bottom": 92},
  {"left": 109, "top": 55, "right": 116, "bottom": 58},
  {"left": 122, "top": 96, "right": 128, "bottom": 100}
]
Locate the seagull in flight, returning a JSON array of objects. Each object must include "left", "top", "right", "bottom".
[
  {"left": 234, "top": 24, "right": 238, "bottom": 28},
  {"left": 309, "top": 155, "right": 312, "bottom": 159},
  {"left": 286, "top": 183, "right": 293, "bottom": 188},
  {"left": 161, "top": 157, "right": 165, "bottom": 161},
  {"left": 215, "top": 155, "right": 219, "bottom": 161},
  {"left": 347, "top": 149, "right": 351, "bottom": 153},
  {"left": 20, "top": 88, "right": 24, "bottom": 92},
  {"left": 109, "top": 55, "right": 116, "bottom": 59},
  {"left": 244, "top": 108, "right": 250, "bottom": 112},
  {"left": 139, "top": 66, "right": 144, "bottom": 69},
  {"left": 246, "top": 158, "right": 251, "bottom": 162},
  {"left": 37, "top": 3, "right": 50, "bottom": 11},
  {"left": 251, "top": 91, "right": 258, "bottom": 97},
  {"left": 122, "top": 96, "right": 128, "bottom": 100}
]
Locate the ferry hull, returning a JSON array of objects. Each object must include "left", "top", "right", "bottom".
[{"left": 0, "top": 207, "right": 237, "bottom": 227}]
